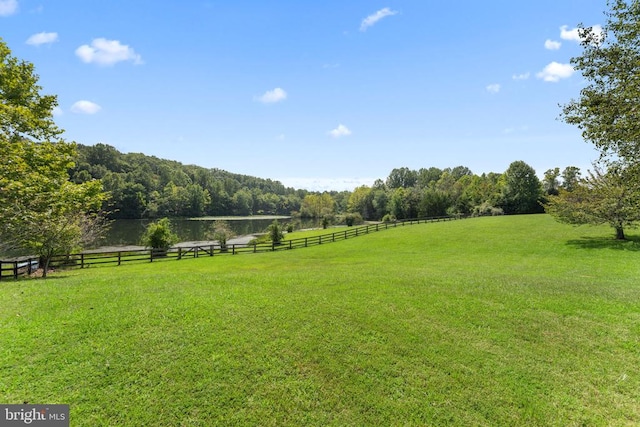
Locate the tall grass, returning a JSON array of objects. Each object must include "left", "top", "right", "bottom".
[{"left": 1, "top": 215, "right": 639, "bottom": 426}]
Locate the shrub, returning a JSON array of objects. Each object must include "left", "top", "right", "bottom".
[
  {"left": 381, "top": 214, "right": 397, "bottom": 223},
  {"left": 344, "top": 213, "right": 364, "bottom": 227},
  {"left": 141, "top": 218, "right": 179, "bottom": 250},
  {"left": 472, "top": 202, "right": 504, "bottom": 217},
  {"left": 268, "top": 220, "right": 284, "bottom": 244}
]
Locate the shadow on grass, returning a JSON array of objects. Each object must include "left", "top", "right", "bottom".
[{"left": 566, "top": 235, "right": 640, "bottom": 251}]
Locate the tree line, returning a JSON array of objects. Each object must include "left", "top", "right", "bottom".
[{"left": 71, "top": 143, "right": 579, "bottom": 223}]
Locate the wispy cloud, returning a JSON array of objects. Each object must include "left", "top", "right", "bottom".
[
  {"left": 75, "top": 38, "right": 143, "bottom": 66},
  {"left": 256, "top": 87, "right": 287, "bottom": 104},
  {"left": 536, "top": 62, "right": 574, "bottom": 82},
  {"left": 512, "top": 72, "right": 530, "bottom": 81},
  {"left": 26, "top": 32, "right": 59, "bottom": 46},
  {"left": 71, "top": 100, "right": 102, "bottom": 114},
  {"left": 486, "top": 83, "right": 501, "bottom": 94},
  {"left": 360, "top": 7, "right": 398, "bottom": 32},
  {"left": 544, "top": 39, "right": 561, "bottom": 50},
  {"left": 503, "top": 125, "right": 529, "bottom": 134},
  {"left": 328, "top": 124, "right": 352, "bottom": 138},
  {"left": 0, "top": 0, "right": 17, "bottom": 16}
]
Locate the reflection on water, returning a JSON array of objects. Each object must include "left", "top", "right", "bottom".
[{"left": 95, "top": 217, "right": 317, "bottom": 248}]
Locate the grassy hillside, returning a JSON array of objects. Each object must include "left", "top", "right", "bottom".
[{"left": 1, "top": 215, "right": 639, "bottom": 426}]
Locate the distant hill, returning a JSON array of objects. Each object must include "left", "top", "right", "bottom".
[{"left": 70, "top": 143, "right": 308, "bottom": 219}]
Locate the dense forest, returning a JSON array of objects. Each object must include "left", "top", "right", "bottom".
[
  {"left": 70, "top": 143, "right": 307, "bottom": 218},
  {"left": 71, "top": 143, "right": 580, "bottom": 222}
]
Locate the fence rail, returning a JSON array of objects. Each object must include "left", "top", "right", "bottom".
[{"left": 0, "top": 216, "right": 459, "bottom": 280}]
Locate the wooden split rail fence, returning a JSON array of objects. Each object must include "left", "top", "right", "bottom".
[{"left": 0, "top": 216, "right": 460, "bottom": 280}]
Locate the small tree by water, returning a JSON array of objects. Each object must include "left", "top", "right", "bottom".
[
  {"left": 208, "top": 220, "right": 235, "bottom": 251},
  {"left": 268, "top": 220, "right": 284, "bottom": 245},
  {"left": 141, "top": 218, "right": 178, "bottom": 254}
]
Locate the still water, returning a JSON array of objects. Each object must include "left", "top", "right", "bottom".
[{"left": 96, "top": 217, "right": 316, "bottom": 248}]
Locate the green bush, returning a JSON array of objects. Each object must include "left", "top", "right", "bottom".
[
  {"left": 381, "top": 214, "right": 397, "bottom": 223},
  {"left": 472, "top": 202, "right": 504, "bottom": 217},
  {"left": 268, "top": 220, "right": 284, "bottom": 244},
  {"left": 344, "top": 213, "right": 363, "bottom": 227},
  {"left": 140, "top": 218, "right": 179, "bottom": 250}
]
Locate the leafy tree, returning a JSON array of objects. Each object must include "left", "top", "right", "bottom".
[
  {"left": 208, "top": 220, "right": 235, "bottom": 251},
  {"left": 542, "top": 168, "right": 561, "bottom": 196},
  {"left": 419, "top": 188, "right": 451, "bottom": 218},
  {"left": 0, "top": 38, "right": 107, "bottom": 274},
  {"left": 545, "top": 164, "right": 640, "bottom": 239},
  {"left": 347, "top": 186, "right": 373, "bottom": 219},
  {"left": 561, "top": 0, "right": 640, "bottom": 164},
  {"left": 499, "top": 161, "right": 543, "bottom": 214},
  {"left": 300, "top": 193, "right": 335, "bottom": 218},
  {"left": 561, "top": 166, "right": 582, "bottom": 192},
  {"left": 386, "top": 167, "right": 418, "bottom": 189},
  {"left": 416, "top": 167, "right": 443, "bottom": 189}
]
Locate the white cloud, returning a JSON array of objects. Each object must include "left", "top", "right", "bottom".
[
  {"left": 75, "top": 38, "right": 143, "bottom": 66},
  {"left": 544, "top": 39, "right": 561, "bottom": 50},
  {"left": 512, "top": 72, "right": 530, "bottom": 80},
  {"left": 26, "top": 32, "right": 58, "bottom": 46},
  {"left": 256, "top": 87, "right": 287, "bottom": 104},
  {"left": 71, "top": 100, "right": 101, "bottom": 114},
  {"left": 0, "top": 0, "right": 17, "bottom": 16},
  {"left": 560, "top": 25, "right": 604, "bottom": 44},
  {"left": 328, "top": 124, "right": 352, "bottom": 138},
  {"left": 536, "top": 62, "right": 575, "bottom": 82},
  {"left": 360, "top": 7, "right": 398, "bottom": 31},
  {"left": 486, "top": 83, "right": 501, "bottom": 94}
]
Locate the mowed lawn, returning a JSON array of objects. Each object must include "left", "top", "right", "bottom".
[{"left": 1, "top": 215, "right": 639, "bottom": 426}]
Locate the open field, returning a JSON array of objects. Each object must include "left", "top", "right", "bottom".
[{"left": 1, "top": 215, "right": 639, "bottom": 426}]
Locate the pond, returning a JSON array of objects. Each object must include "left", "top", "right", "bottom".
[{"left": 94, "top": 216, "right": 318, "bottom": 248}]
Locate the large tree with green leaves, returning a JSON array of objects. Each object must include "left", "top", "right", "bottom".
[
  {"left": 0, "top": 38, "right": 106, "bottom": 274},
  {"left": 499, "top": 161, "right": 543, "bottom": 214},
  {"left": 561, "top": 0, "right": 640, "bottom": 164},
  {"left": 545, "top": 164, "right": 640, "bottom": 240}
]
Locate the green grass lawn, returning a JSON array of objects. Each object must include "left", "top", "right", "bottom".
[{"left": 1, "top": 215, "right": 639, "bottom": 426}]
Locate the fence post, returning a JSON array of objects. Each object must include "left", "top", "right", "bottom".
[
  {"left": 319, "top": 235, "right": 322, "bottom": 244},
  {"left": 178, "top": 248, "right": 182, "bottom": 260},
  {"left": 305, "top": 238, "right": 308, "bottom": 247},
  {"left": 289, "top": 240, "right": 292, "bottom": 250},
  {"left": 210, "top": 245, "right": 214, "bottom": 256},
  {"left": 150, "top": 250, "right": 153, "bottom": 262},
  {"left": 13, "top": 261, "right": 18, "bottom": 280},
  {"left": 232, "top": 245, "right": 236, "bottom": 255},
  {"left": 254, "top": 244, "right": 257, "bottom": 253}
]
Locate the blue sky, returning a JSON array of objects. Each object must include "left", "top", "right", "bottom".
[{"left": 2, "top": 0, "right": 607, "bottom": 191}]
